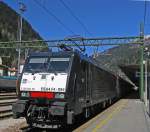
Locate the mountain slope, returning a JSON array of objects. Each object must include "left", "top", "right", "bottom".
[
  {"left": 0, "top": 1, "right": 45, "bottom": 67},
  {"left": 96, "top": 37, "right": 150, "bottom": 67},
  {"left": 95, "top": 37, "right": 150, "bottom": 86}
]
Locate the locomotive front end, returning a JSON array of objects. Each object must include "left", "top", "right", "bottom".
[{"left": 12, "top": 52, "right": 73, "bottom": 127}]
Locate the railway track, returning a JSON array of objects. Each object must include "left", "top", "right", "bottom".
[{"left": 0, "top": 92, "right": 17, "bottom": 119}]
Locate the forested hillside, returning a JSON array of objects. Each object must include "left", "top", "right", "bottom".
[
  {"left": 0, "top": 1, "right": 44, "bottom": 67},
  {"left": 96, "top": 36, "right": 150, "bottom": 78}
]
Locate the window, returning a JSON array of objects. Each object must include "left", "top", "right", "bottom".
[
  {"left": 24, "top": 57, "right": 48, "bottom": 72},
  {"left": 48, "top": 58, "right": 70, "bottom": 72}
]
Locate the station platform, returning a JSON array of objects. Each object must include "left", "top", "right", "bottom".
[{"left": 74, "top": 98, "right": 150, "bottom": 132}]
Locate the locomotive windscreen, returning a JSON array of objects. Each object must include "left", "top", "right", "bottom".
[
  {"left": 48, "top": 58, "right": 70, "bottom": 72},
  {"left": 24, "top": 57, "right": 48, "bottom": 72}
]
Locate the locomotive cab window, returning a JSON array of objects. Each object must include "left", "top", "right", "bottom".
[
  {"left": 24, "top": 57, "right": 48, "bottom": 72},
  {"left": 48, "top": 58, "right": 70, "bottom": 72}
]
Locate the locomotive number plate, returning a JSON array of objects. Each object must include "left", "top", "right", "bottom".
[{"left": 41, "top": 87, "right": 65, "bottom": 92}]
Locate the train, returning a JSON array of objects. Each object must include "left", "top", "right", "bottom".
[
  {"left": 12, "top": 50, "right": 133, "bottom": 128},
  {"left": 0, "top": 64, "right": 17, "bottom": 91},
  {"left": 0, "top": 76, "right": 16, "bottom": 91}
]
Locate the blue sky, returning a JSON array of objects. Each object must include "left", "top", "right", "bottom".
[{"left": 2, "top": 0, "right": 150, "bottom": 53}]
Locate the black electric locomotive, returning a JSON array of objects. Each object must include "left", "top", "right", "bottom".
[{"left": 12, "top": 50, "right": 128, "bottom": 127}]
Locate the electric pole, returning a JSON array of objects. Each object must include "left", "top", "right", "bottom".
[
  {"left": 17, "top": 2, "right": 26, "bottom": 78},
  {"left": 140, "top": 23, "right": 144, "bottom": 101}
]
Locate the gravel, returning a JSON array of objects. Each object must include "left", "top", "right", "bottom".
[
  {"left": 0, "top": 117, "right": 27, "bottom": 132},
  {"left": 0, "top": 105, "right": 12, "bottom": 112}
]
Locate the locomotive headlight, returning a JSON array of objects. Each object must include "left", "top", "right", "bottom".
[
  {"left": 55, "top": 93, "right": 65, "bottom": 99},
  {"left": 21, "top": 92, "right": 29, "bottom": 97}
]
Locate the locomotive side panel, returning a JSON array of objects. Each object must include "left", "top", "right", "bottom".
[
  {"left": 90, "top": 64, "right": 117, "bottom": 105},
  {"left": 71, "top": 56, "right": 118, "bottom": 115},
  {"left": 66, "top": 54, "right": 83, "bottom": 114}
]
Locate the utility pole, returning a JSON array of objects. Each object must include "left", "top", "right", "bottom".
[
  {"left": 145, "top": 60, "right": 148, "bottom": 106},
  {"left": 17, "top": 2, "right": 26, "bottom": 78},
  {"left": 144, "top": 47, "right": 150, "bottom": 109},
  {"left": 140, "top": 23, "right": 144, "bottom": 101}
]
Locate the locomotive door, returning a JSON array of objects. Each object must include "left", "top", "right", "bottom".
[
  {"left": 85, "top": 63, "right": 91, "bottom": 105},
  {"left": 74, "top": 60, "right": 86, "bottom": 114},
  {"left": 79, "top": 61, "right": 86, "bottom": 103}
]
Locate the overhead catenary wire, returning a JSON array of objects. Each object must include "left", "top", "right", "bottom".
[
  {"left": 33, "top": 0, "right": 94, "bottom": 52},
  {"left": 59, "top": 0, "right": 92, "bottom": 36},
  {"left": 33, "top": 0, "right": 76, "bottom": 35},
  {"left": 59, "top": 0, "right": 94, "bottom": 52}
]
